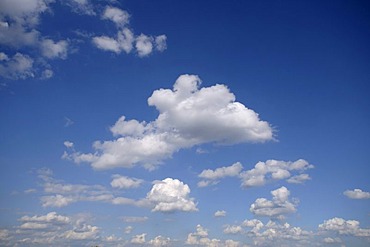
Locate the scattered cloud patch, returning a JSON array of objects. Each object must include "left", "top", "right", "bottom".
[
  {"left": 319, "top": 217, "right": 370, "bottom": 237},
  {"left": 198, "top": 162, "right": 243, "bottom": 187}
]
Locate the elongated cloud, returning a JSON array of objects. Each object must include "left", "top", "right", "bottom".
[
  {"left": 343, "top": 189, "right": 370, "bottom": 199},
  {"left": 64, "top": 75, "right": 274, "bottom": 170}
]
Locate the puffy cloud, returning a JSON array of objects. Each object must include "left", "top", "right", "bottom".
[
  {"left": 110, "top": 175, "right": 143, "bottom": 189},
  {"left": 19, "top": 222, "right": 48, "bottom": 230},
  {"left": 323, "top": 237, "right": 342, "bottom": 244},
  {"left": 124, "top": 226, "right": 133, "bottom": 234},
  {"left": 242, "top": 219, "right": 264, "bottom": 234},
  {"left": 148, "top": 235, "right": 171, "bottom": 246},
  {"left": 0, "top": 53, "right": 34, "bottom": 80},
  {"left": 66, "top": 75, "right": 273, "bottom": 170},
  {"left": 63, "top": 141, "right": 74, "bottom": 148},
  {"left": 155, "top": 35, "right": 167, "bottom": 52},
  {"left": 198, "top": 162, "right": 243, "bottom": 187},
  {"left": 146, "top": 178, "right": 198, "bottom": 213},
  {"left": 240, "top": 159, "right": 313, "bottom": 188},
  {"left": 102, "top": 6, "right": 130, "bottom": 27},
  {"left": 64, "top": 224, "right": 99, "bottom": 240},
  {"left": 186, "top": 225, "right": 242, "bottom": 246},
  {"left": 214, "top": 210, "right": 226, "bottom": 217},
  {"left": 136, "top": 34, "right": 153, "bottom": 57},
  {"left": 131, "top": 233, "right": 146, "bottom": 244},
  {"left": 41, "top": 68, "right": 53, "bottom": 79},
  {"left": 223, "top": 225, "right": 243, "bottom": 234},
  {"left": 250, "top": 186, "right": 297, "bottom": 219},
  {"left": 343, "top": 189, "right": 370, "bottom": 199},
  {"left": 92, "top": 28, "right": 134, "bottom": 54},
  {"left": 40, "top": 39, "right": 68, "bottom": 59},
  {"left": 319, "top": 217, "right": 370, "bottom": 237}
]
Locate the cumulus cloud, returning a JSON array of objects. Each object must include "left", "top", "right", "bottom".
[
  {"left": 214, "top": 210, "right": 226, "bottom": 217},
  {"left": 198, "top": 162, "right": 243, "bottom": 187},
  {"left": 223, "top": 225, "right": 243, "bottom": 234},
  {"left": 343, "top": 189, "right": 370, "bottom": 199},
  {"left": 131, "top": 233, "right": 146, "bottom": 244},
  {"left": 111, "top": 175, "right": 143, "bottom": 189},
  {"left": 240, "top": 159, "right": 313, "bottom": 188},
  {"left": 65, "top": 75, "right": 273, "bottom": 170},
  {"left": 146, "top": 178, "right": 198, "bottom": 213},
  {"left": 92, "top": 6, "right": 166, "bottom": 57},
  {"left": 11, "top": 211, "right": 101, "bottom": 245},
  {"left": 148, "top": 235, "right": 171, "bottom": 246},
  {"left": 102, "top": 6, "right": 130, "bottom": 27},
  {"left": 136, "top": 34, "right": 153, "bottom": 57},
  {"left": 250, "top": 186, "right": 297, "bottom": 220},
  {"left": 40, "top": 39, "right": 68, "bottom": 59},
  {"left": 92, "top": 28, "right": 134, "bottom": 54},
  {"left": 319, "top": 217, "right": 370, "bottom": 237},
  {"left": 186, "top": 224, "right": 242, "bottom": 246},
  {"left": 0, "top": 53, "right": 34, "bottom": 80}
]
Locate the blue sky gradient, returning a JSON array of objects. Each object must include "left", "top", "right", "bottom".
[{"left": 0, "top": 0, "right": 370, "bottom": 246}]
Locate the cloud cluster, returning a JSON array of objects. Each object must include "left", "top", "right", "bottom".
[
  {"left": 198, "top": 159, "right": 314, "bottom": 188},
  {"left": 186, "top": 225, "right": 241, "bottom": 247},
  {"left": 92, "top": 6, "right": 166, "bottom": 57},
  {"left": 38, "top": 169, "right": 198, "bottom": 214},
  {"left": 240, "top": 159, "right": 313, "bottom": 188},
  {"left": 146, "top": 178, "right": 198, "bottom": 213},
  {"left": 319, "top": 217, "right": 370, "bottom": 237},
  {"left": 64, "top": 74, "right": 274, "bottom": 170},
  {"left": 0, "top": 0, "right": 167, "bottom": 81},
  {"left": 250, "top": 186, "right": 297, "bottom": 220},
  {"left": 9, "top": 212, "right": 101, "bottom": 245},
  {"left": 343, "top": 189, "right": 370, "bottom": 199}
]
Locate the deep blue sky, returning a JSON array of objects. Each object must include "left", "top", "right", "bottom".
[{"left": 0, "top": 0, "right": 370, "bottom": 246}]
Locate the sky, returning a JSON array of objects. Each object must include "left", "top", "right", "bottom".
[{"left": 0, "top": 0, "right": 370, "bottom": 246}]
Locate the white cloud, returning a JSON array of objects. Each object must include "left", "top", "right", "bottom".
[
  {"left": 64, "top": 224, "right": 99, "bottom": 240},
  {"left": 198, "top": 162, "right": 243, "bottom": 187},
  {"left": 323, "top": 237, "right": 342, "bottom": 244},
  {"left": 102, "top": 6, "right": 130, "bottom": 27},
  {"left": 148, "top": 235, "right": 171, "bottom": 246},
  {"left": 343, "top": 189, "right": 370, "bottom": 199},
  {"left": 65, "top": 0, "right": 95, "bottom": 15},
  {"left": 66, "top": 75, "right": 273, "bottom": 170},
  {"left": 214, "top": 210, "right": 226, "bottom": 217},
  {"left": 110, "top": 175, "right": 143, "bottom": 189},
  {"left": 240, "top": 159, "right": 313, "bottom": 188},
  {"left": 155, "top": 35, "right": 167, "bottom": 52},
  {"left": 124, "top": 226, "right": 133, "bottom": 234},
  {"left": 250, "top": 186, "right": 297, "bottom": 219},
  {"left": 92, "top": 28, "right": 134, "bottom": 54},
  {"left": 146, "top": 178, "right": 198, "bottom": 213},
  {"left": 223, "top": 225, "right": 243, "bottom": 234},
  {"left": 19, "top": 222, "right": 48, "bottom": 230},
  {"left": 122, "top": 216, "right": 148, "bottom": 223},
  {"left": 319, "top": 217, "right": 370, "bottom": 237},
  {"left": 242, "top": 219, "right": 264, "bottom": 234},
  {"left": 20, "top": 212, "right": 70, "bottom": 224},
  {"left": 131, "top": 233, "right": 146, "bottom": 244},
  {"left": 286, "top": 173, "right": 311, "bottom": 184},
  {"left": 41, "top": 69, "right": 53, "bottom": 79},
  {"left": 0, "top": 53, "right": 34, "bottom": 80},
  {"left": 63, "top": 141, "right": 74, "bottom": 148},
  {"left": 40, "top": 39, "right": 68, "bottom": 59},
  {"left": 186, "top": 224, "right": 242, "bottom": 247},
  {"left": 136, "top": 34, "right": 153, "bottom": 57}
]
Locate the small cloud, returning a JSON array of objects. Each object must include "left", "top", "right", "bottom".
[
  {"left": 214, "top": 210, "right": 226, "bottom": 217},
  {"left": 343, "top": 189, "right": 370, "bottom": 199}
]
